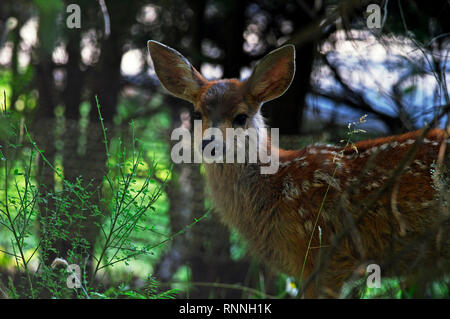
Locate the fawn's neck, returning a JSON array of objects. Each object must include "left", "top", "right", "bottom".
[
  {"left": 203, "top": 151, "right": 307, "bottom": 275},
  {"left": 204, "top": 160, "right": 274, "bottom": 235}
]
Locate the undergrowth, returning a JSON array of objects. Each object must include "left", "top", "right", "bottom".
[{"left": 0, "top": 95, "right": 179, "bottom": 298}]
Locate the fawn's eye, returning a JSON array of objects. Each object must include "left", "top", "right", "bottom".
[
  {"left": 233, "top": 113, "right": 248, "bottom": 126},
  {"left": 192, "top": 111, "right": 202, "bottom": 120}
]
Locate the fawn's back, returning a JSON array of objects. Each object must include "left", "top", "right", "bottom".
[{"left": 147, "top": 40, "right": 450, "bottom": 297}]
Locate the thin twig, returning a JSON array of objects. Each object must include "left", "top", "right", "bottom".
[{"left": 98, "top": 0, "right": 111, "bottom": 38}]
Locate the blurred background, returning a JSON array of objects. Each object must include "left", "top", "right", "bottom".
[{"left": 0, "top": 0, "right": 449, "bottom": 298}]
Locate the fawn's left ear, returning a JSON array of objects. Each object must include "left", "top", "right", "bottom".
[
  {"left": 147, "top": 40, "right": 206, "bottom": 103},
  {"left": 245, "top": 44, "right": 296, "bottom": 104}
]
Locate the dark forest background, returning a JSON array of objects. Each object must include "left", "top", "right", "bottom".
[{"left": 0, "top": 0, "right": 449, "bottom": 298}]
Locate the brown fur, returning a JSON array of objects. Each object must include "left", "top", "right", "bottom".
[{"left": 204, "top": 128, "right": 450, "bottom": 297}]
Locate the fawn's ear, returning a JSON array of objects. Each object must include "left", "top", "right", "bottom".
[
  {"left": 148, "top": 40, "right": 206, "bottom": 103},
  {"left": 245, "top": 44, "right": 295, "bottom": 104}
]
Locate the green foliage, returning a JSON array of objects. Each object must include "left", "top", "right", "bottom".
[
  {"left": 91, "top": 275, "right": 178, "bottom": 299},
  {"left": 92, "top": 96, "right": 168, "bottom": 280},
  {"left": 0, "top": 95, "right": 177, "bottom": 298},
  {"left": 229, "top": 229, "right": 247, "bottom": 261}
]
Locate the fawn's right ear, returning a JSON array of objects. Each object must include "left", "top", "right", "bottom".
[{"left": 148, "top": 40, "right": 206, "bottom": 103}]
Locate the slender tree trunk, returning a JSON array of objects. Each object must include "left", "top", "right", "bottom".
[{"left": 154, "top": 100, "right": 205, "bottom": 281}]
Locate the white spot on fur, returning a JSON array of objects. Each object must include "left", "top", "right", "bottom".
[
  {"left": 320, "top": 209, "right": 330, "bottom": 222},
  {"left": 301, "top": 180, "right": 310, "bottom": 193},
  {"left": 347, "top": 176, "right": 359, "bottom": 185},
  {"left": 299, "top": 161, "right": 309, "bottom": 167},
  {"left": 319, "top": 149, "right": 337, "bottom": 155},
  {"left": 280, "top": 161, "right": 292, "bottom": 167},
  {"left": 413, "top": 159, "right": 428, "bottom": 170},
  {"left": 304, "top": 220, "right": 313, "bottom": 233},
  {"left": 298, "top": 206, "right": 307, "bottom": 218},
  {"left": 313, "top": 170, "right": 341, "bottom": 190},
  {"left": 421, "top": 200, "right": 435, "bottom": 208},
  {"left": 282, "top": 174, "right": 299, "bottom": 201},
  {"left": 365, "top": 181, "right": 380, "bottom": 191}
]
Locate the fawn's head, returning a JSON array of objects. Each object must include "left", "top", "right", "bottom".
[{"left": 148, "top": 40, "right": 295, "bottom": 158}]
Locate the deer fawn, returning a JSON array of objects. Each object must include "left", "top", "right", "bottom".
[{"left": 147, "top": 40, "right": 450, "bottom": 298}]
